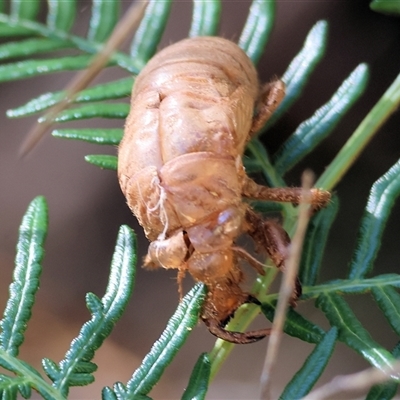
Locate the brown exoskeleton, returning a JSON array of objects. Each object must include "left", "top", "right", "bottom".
[{"left": 118, "top": 36, "right": 330, "bottom": 344}]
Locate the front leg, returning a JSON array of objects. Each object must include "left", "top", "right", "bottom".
[
  {"left": 242, "top": 175, "right": 331, "bottom": 211},
  {"left": 250, "top": 79, "right": 285, "bottom": 135}
]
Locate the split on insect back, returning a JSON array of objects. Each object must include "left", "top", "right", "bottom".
[{"left": 118, "top": 36, "right": 331, "bottom": 344}]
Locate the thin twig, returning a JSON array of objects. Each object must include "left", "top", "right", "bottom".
[
  {"left": 259, "top": 170, "right": 314, "bottom": 400},
  {"left": 303, "top": 361, "right": 400, "bottom": 400},
  {"left": 19, "top": 0, "right": 148, "bottom": 157}
]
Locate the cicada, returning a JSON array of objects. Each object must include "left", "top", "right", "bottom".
[{"left": 118, "top": 36, "right": 330, "bottom": 344}]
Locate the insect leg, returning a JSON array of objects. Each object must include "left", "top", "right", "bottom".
[
  {"left": 250, "top": 79, "right": 285, "bottom": 135},
  {"left": 242, "top": 175, "right": 331, "bottom": 210},
  {"left": 203, "top": 317, "right": 271, "bottom": 344},
  {"left": 245, "top": 209, "right": 302, "bottom": 304}
]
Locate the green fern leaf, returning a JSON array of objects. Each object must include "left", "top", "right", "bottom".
[
  {"left": 7, "top": 77, "right": 133, "bottom": 118},
  {"left": 52, "top": 129, "right": 123, "bottom": 145},
  {"left": 273, "top": 64, "right": 369, "bottom": 175},
  {"left": 46, "top": 103, "right": 129, "bottom": 122},
  {"left": 46, "top": 0, "right": 76, "bottom": 32},
  {"left": 349, "top": 159, "right": 400, "bottom": 279},
  {"left": 261, "top": 302, "right": 324, "bottom": 344},
  {"left": 189, "top": 0, "right": 221, "bottom": 37},
  {"left": 0, "top": 349, "right": 61, "bottom": 400},
  {"left": 114, "top": 284, "right": 206, "bottom": 398},
  {"left": 41, "top": 358, "right": 60, "bottom": 382},
  {"left": 181, "top": 353, "right": 211, "bottom": 400},
  {"left": 130, "top": 0, "right": 172, "bottom": 67},
  {"left": 279, "top": 327, "right": 338, "bottom": 400},
  {"left": 88, "top": 0, "right": 120, "bottom": 42},
  {"left": 262, "top": 21, "right": 328, "bottom": 131},
  {"left": 11, "top": 0, "right": 40, "bottom": 20},
  {"left": 0, "top": 197, "right": 48, "bottom": 357},
  {"left": 102, "top": 386, "right": 118, "bottom": 400},
  {"left": 301, "top": 274, "right": 400, "bottom": 300},
  {"left": 0, "top": 55, "right": 101, "bottom": 82},
  {"left": 370, "top": 0, "right": 400, "bottom": 15},
  {"left": 0, "top": 39, "right": 73, "bottom": 61},
  {"left": 51, "top": 225, "right": 137, "bottom": 396},
  {"left": 299, "top": 196, "right": 339, "bottom": 286},
  {"left": 365, "top": 342, "right": 400, "bottom": 400},
  {"left": 371, "top": 286, "right": 400, "bottom": 336},
  {"left": 316, "top": 293, "right": 397, "bottom": 375},
  {"left": 239, "top": 0, "right": 275, "bottom": 64},
  {"left": 84, "top": 155, "right": 118, "bottom": 170}
]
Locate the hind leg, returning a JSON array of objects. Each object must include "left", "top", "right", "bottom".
[{"left": 245, "top": 208, "right": 302, "bottom": 304}]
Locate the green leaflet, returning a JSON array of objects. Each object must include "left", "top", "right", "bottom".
[
  {"left": 317, "top": 71, "right": 400, "bottom": 191},
  {"left": 273, "top": 64, "right": 369, "bottom": 175},
  {"left": 279, "top": 327, "right": 338, "bottom": 400},
  {"left": 130, "top": 0, "right": 172, "bottom": 67},
  {"left": 299, "top": 274, "right": 400, "bottom": 301},
  {"left": 85, "top": 155, "right": 118, "bottom": 170},
  {"left": 181, "top": 353, "right": 211, "bottom": 400},
  {"left": 46, "top": 0, "right": 76, "bottom": 32},
  {"left": 239, "top": 0, "right": 275, "bottom": 64},
  {"left": 88, "top": 0, "right": 120, "bottom": 43},
  {"left": 299, "top": 196, "right": 339, "bottom": 286},
  {"left": 262, "top": 20, "right": 328, "bottom": 132},
  {"left": 370, "top": 0, "right": 400, "bottom": 15},
  {"left": 261, "top": 302, "right": 324, "bottom": 344},
  {"left": 365, "top": 342, "right": 400, "bottom": 400},
  {"left": 0, "top": 197, "right": 48, "bottom": 357},
  {"left": 348, "top": 159, "right": 400, "bottom": 279},
  {"left": 0, "top": 352, "right": 62, "bottom": 400},
  {"left": 0, "top": 14, "right": 140, "bottom": 74},
  {"left": 44, "top": 103, "right": 129, "bottom": 122},
  {"left": 189, "top": 0, "right": 221, "bottom": 37},
  {"left": 371, "top": 286, "right": 400, "bottom": 336},
  {"left": 7, "top": 77, "right": 134, "bottom": 117},
  {"left": 0, "top": 55, "right": 107, "bottom": 83},
  {"left": 45, "top": 225, "right": 137, "bottom": 396},
  {"left": 0, "top": 39, "right": 73, "bottom": 62},
  {"left": 113, "top": 284, "right": 205, "bottom": 398},
  {"left": 247, "top": 139, "right": 286, "bottom": 189},
  {"left": 316, "top": 293, "right": 397, "bottom": 375},
  {"left": 10, "top": 0, "right": 40, "bottom": 20},
  {"left": 53, "top": 129, "right": 123, "bottom": 145}
]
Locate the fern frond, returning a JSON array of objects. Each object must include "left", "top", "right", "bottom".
[
  {"left": 87, "top": 0, "right": 120, "bottom": 43},
  {"left": 279, "top": 327, "right": 338, "bottom": 400},
  {"left": 371, "top": 287, "right": 400, "bottom": 336},
  {"left": 261, "top": 303, "right": 324, "bottom": 343},
  {"left": 52, "top": 129, "right": 123, "bottom": 145},
  {"left": 349, "top": 158, "right": 400, "bottom": 279},
  {"left": 0, "top": 197, "right": 48, "bottom": 357},
  {"left": 181, "top": 353, "right": 211, "bottom": 400},
  {"left": 239, "top": 0, "right": 275, "bottom": 64},
  {"left": 43, "top": 225, "right": 137, "bottom": 396},
  {"left": 365, "top": 342, "right": 400, "bottom": 399},
  {"left": 316, "top": 293, "right": 398, "bottom": 375},
  {"left": 299, "top": 196, "right": 339, "bottom": 286},
  {"left": 262, "top": 20, "right": 328, "bottom": 131},
  {"left": 7, "top": 77, "right": 133, "bottom": 118},
  {"left": 84, "top": 154, "right": 118, "bottom": 170},
  {"left": 189, "top": 0, "right": 221, "bottom": 37},
  {"left": 273, "top": 64, "right": 369, "bottom": 175},
  {"left": 130, "top": 0, "right": 172, "bottom": 66},
  {"left": 104, "top": 284, "right": 205, "bottom": 399}
]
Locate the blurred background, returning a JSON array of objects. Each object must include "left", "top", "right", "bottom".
[{"left": 0, "top": 1, "right": 400, "bottom": 398}]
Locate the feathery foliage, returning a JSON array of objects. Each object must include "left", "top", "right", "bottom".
[{"left": 1, "top": 0, "right": 400, "bottom": 398}]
